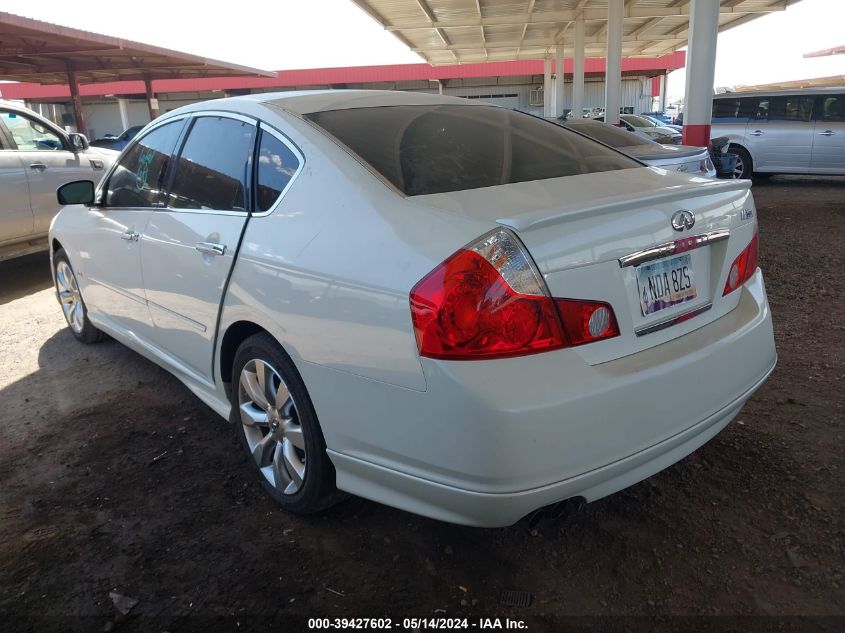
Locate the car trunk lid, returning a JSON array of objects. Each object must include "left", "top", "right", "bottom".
[{"left": 417, "top": 168, "right": 756, "bottom": 363}]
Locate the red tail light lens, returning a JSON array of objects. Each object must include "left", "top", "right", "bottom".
[
  {"left": 410, "top": 229, "right": 619, "bottom": 360},
  {"left": 555, "top": 299, "right": 620, "bottom": 346},
  {"left": 723, "top": 229, "right": 759, "bottom": 296}
]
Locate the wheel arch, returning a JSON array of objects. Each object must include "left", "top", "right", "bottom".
[{"left": 218, "top": 320, "right": 268, "bottom": 389}]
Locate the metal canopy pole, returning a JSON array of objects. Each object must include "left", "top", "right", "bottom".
[
  {"left": 682, "top": 0, "right": 719, "bottom": 146},
  {"left": 144, "top": 76, "right": 160, "bottom": 121},
  {"left": 554, "top": 44, "right": 565, "bottom": 119},
  {"left": 543, "top": 57, "right": 552, "bottom": 117},
  {"left": 572, "top": 18, "right": 586, "bottom": 118},
  {"left": 604, "top": 0, "right": 623, "bottom": 125},
  {"left": 65, "top": 64, "right": 87, "bottom": 136}
]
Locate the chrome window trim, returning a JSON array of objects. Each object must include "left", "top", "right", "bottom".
[
  {"left": 163, "top": 112, "right": 258, "bottom": 216},
  {"left": 95, "top": 113, "right": 190, "bottom": 205},
  {"left": 618, "top": 229, "right": 730, "bottom": 268},
  {"left": 250, "top": 122, "right": 306, "bottom": 218},
  {"left": 635, "top": 302, "right": 713, "bottom": 337}
]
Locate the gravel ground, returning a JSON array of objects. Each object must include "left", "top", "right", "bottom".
[{"left": 0, "top": 176, "right": 843, "bottom": 632}]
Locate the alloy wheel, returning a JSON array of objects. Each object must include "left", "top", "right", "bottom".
[
  {"left": 55, "top": 260, "right": 84, "bottom": 334},
  {"left": 732, "top": 155, "right": 745, "bottom": 179},
  {"left": 238, "top": 359, "right": 306, "bottom": 495}
]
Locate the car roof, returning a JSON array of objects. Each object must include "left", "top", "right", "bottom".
[
  {"left": 714, "top": 87, "right": 845, "bottom": 98},
  {"left": 197, "top": 90, "right": 487, "bottom": 116}
]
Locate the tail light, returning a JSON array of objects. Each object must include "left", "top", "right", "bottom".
[
  {"left": 409, "top": 229, "right": 619, "bottom": 360},
  {"left": 723, "top": 228, "right": 759, "bottom": 296}
]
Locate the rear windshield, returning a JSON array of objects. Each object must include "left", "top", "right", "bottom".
[
  {"left": 560, "top": 120, "right": 654, "bottom": 148},
  {"left": 306, "top": 105, "right": 639, "bottom": 196}
]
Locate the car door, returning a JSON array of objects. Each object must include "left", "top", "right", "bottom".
[
  {"left": 744, "top": 95, "right": 814, "bottom": 173},
  {"left": 140, "top": 113, "right": 257, "bottom": 383},
  {"left": 0, "top": 119, "right": 33, "bottom": 246},
  {"left": 810, "top": 93, "right": 845, "bottom": 174},
  {"left": 82, "top": 118, "right": 186, "bottom": 343},
  {"left": 0, "top": 108, "right": 98, "bottom": 235}
]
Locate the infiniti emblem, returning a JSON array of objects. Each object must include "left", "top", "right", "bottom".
[{"left": 671, "top": 210, "right": 696, "bottom": 232}]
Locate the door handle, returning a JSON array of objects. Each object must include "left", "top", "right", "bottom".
[
  {"left": 120, "top": 231, "right": 140, "bottom": 242},
  {"left": 29, "top": 162, "right": 47, "bottom": 170},
  {"left": 749, "top": 130, "right": 763, "bottom": 137},
  {"left": 818, "top": 130, "right": 835, "bottom": 136},
  {"left": 195, "top": 242, "right": 226, "bottom": 256}
]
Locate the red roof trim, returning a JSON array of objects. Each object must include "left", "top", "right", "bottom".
[{"left": 0, "top": 52, "right": 684, "bottom": 100}]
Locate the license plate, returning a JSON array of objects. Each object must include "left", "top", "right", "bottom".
[{"left": 636, "top": 253, "right": 697, "bottom": 316}]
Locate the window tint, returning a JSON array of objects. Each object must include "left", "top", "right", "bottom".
[
  {"left": 256, "top": 130, "right": 301, "bottom": 212},
  {"left": 622, "top": 115, "right": 656, "bottom": 128},
  {"left": 818, "top": 95, "right": 845, "bottom": 122},
  {"left": 767, "top": 95, "right": 813, "bottom": 122},
  {"left": 712, "top": 98, "right": 744, "bottom": 120},
  {"left": 167, "top": 117, "right": 256, "bottom": 211},
  {"left": 106, "top": 120, "right": 182, "bottom": 208},
  {"left": 0, "top": 111, "right": 63, "bottom": 150},
  {"left": 306, "top": 105, "right": 638, "bottom": 196}
]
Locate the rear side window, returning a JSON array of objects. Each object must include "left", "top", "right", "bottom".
[
  {"left": 817, "top": 95, "right": 845, "bottom": 122},
  {"left": 106, "top": 120, "right": 182, "bottom": 208},
  {"left": 167, "top": 117, "right": 256, "bottom": 211},
  {"left": 255, "top": 130, "right": 301, "bottom": 212},
  {"left": 306, "top": 105, "right": 638, "bottom": 196}
]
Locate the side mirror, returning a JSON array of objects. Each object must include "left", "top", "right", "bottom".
[
  {"left": 69, "top": 133, "right": 89, "bottom": 152},
  {"left": 57, "top": 180, "right": 95, "bottom": 206}
]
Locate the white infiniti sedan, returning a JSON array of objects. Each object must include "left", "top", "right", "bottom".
[{"left": 49, "top": 91, "right": 776, "bottom": 527}]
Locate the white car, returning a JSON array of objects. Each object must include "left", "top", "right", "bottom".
[
  {"left": 555, "top": 118, "right": 716, "bottom": 177},
  {"left": 0, "top": 100, "right": 118, "bottom": 261},
  {"left": 49, "top": 91, "right": 776, "bottom": 527}
]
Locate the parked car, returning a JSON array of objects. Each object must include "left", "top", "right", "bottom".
[
  {"left": 552, "top": 118, "right": 715, "bottom": 177},
  {"left": 640, "top": 111, "right": 674, "bottom": 126},
  {"left": 711, "top": 88, "right": 845, "bottom": 178},
  {"left": 594, "top": 114, "right": 681, "bottom": 144},
  {"left": 0, "top": 101, "right": 118, "bottom": 262},
  {"left": 89, "top": 125, "right": 145, "bottom": 151},
  {"left": 640, "top": 114, "right": 683, "bottom": 133},
  {"left": 49, "top": 91, "right": 776, "bottom": 527}
]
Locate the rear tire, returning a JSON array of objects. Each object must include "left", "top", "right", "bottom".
[
  {"left": 53, "top": 249, "right": 105, "bottom": 344},
  {"left": 728, "top": 145, "right": 753, "bottom": 179},
  {"left": 230, "top": 332, "right": 341, "bottom": 514}
]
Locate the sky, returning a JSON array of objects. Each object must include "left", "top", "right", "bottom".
[{"left": 0, "top": 0, "right": 843, "bottom": 100}]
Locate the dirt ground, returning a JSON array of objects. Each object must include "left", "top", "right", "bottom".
[{"left": 0, "top": 176, "right": 843, "bottom": 632}]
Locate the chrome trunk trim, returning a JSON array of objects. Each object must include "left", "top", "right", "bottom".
[
  {"left": 618, "top": 229, "right": 730, "bottom": 268},
  {"left": 635, "top": 302, "right": 713, "bottom": 337}
]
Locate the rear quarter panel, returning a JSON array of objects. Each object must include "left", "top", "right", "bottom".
[{"left": 218, "top": 107, "right": 495, "bottom": 396}]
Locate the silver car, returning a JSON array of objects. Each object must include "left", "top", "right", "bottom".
[
  {"left": 711, "top": 88, "right": 845, "bottom": 179},
  {"left": 0, "top": 101, "right": 118, "bottom": 261}
]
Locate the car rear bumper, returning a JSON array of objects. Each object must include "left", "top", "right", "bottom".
[{"left": 311, "top": 271, "right": 775, "bottom": 527}]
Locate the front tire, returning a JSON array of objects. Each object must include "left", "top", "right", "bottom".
[
  {"left": 230, "top": 332, "right": 340, "bottom": 514},
  {"left": 53, "top": 249, "right": 105, "bottom": 344},
  {"left": 728, "top": 145, "right": 753, "bottom": 179}
]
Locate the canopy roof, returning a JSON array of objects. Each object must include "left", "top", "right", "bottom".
[
  {"left": 0, "top": 11, "right": 275, "bottom": 84},
  {"left": 351, "top": 0, "right": 802, "bottom": 65}
]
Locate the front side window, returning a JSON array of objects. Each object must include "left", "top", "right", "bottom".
[
  {"left": 255, "top": 130, "right": 301, "bottom": 212},
  {"left": 166, "top": 117, "right": 256, "bottom": 211},
  {"left": 105, "top": 120, "right": 183, "bottom": 208},
  {"left": 767, "top": 96, "right": 813, "bottom": 122},
  {"left": 0, "top": 110, "right": 63, "bottom": 150},
  {"left": 306, "top": 105, "right": 638, "bottom": 196},
  {"left": 817, "top": 95, "right": 845, "bottom": 122}
]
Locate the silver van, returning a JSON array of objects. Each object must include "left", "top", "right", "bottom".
[
  {"left": 0, "top": 101, "right": 118, "bottom": 262},
  {"left": 711, "top": 88, "right": 845, "bottom": 179}
]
